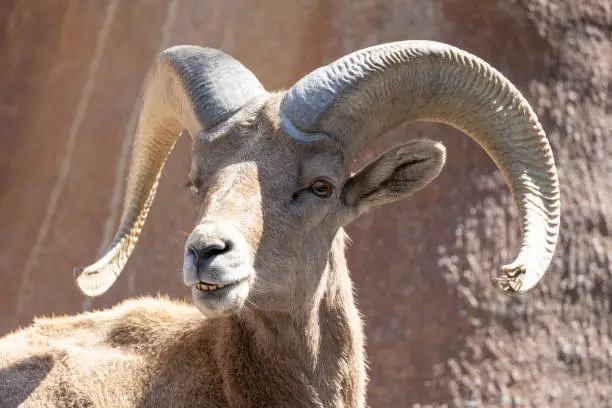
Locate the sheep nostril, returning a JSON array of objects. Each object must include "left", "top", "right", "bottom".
[
  {"left": 188, "top": 241, "right": 230, "bottom": 264},
  {"left": 187, "top": 246, "right": 199, "bottom": 262}
]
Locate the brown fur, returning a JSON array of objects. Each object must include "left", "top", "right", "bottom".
[{"left": 0, "top": 95, "right": 445, "bottom": 407}]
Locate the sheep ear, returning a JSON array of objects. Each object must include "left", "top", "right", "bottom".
[{"left": 342, "top": 139, "right": 446, "bottom": 212}]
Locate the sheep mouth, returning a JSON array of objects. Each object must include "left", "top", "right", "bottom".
[
  {"left": 194, "top": 279, "right": 244, "bottom": 292},
  {"left": 191, "top": 275, "right": 250, "bottom": 316}
]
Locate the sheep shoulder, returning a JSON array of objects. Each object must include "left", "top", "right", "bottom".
[{"left": 0, "top": 297, "right": 224, "bottom": 407}]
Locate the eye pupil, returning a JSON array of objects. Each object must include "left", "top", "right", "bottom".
[{"left": 310, "top": 180, "right": 333, "bottom": 198}]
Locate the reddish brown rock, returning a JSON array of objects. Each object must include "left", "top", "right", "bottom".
[{"left": 0, "top": 0, "right": 610, "bottom": 406}]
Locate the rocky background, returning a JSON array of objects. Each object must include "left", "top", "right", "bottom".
[{"left": 1, "top": 0, "right": 610, "bottom": 406}]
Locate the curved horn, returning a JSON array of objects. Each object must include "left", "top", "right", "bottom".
[
  {"left": 74, "top": 46, "right": 266, "bottom": 296},
  {"left": 280, "top": 40, "right": 560, "bottom": 293}
]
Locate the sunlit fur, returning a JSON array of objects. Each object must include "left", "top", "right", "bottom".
[{"left": 0, "top": 95, "right": 446, "bottom": 407}]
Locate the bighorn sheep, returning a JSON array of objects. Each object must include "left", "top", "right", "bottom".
[{"left": 0, "top": 41, "right": 560, "bottom": 407}]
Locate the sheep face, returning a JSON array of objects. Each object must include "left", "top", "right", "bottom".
[{"left": 182, "top": 96, "right": 446, "bottom": 316}]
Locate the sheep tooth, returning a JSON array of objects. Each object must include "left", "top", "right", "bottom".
[{"left": 196, "top": 282, "right": 232, "bottom": 291}]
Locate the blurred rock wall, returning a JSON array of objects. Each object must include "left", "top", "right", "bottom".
[{"left": 1, "top": 0, "right": 610, "bottom": 406}]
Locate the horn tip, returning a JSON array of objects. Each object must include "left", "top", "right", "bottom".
[
  {"left": 73, "top": 266, "right": 85, "bottom": 279},
  {"left": 492, "top": 261, "right": 546, "bottom": 293},
  {"left": 492, "top": 267, "right": 525, "bottom": 294},
  {"left": 73, "top": 264, "right": 117, "bottom": 297}
]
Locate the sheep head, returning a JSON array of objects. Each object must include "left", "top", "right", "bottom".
[{"left": 74, "top": 41, "right": 560, "bottom": 317}]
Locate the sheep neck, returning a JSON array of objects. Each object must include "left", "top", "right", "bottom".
[{"left": 215, "top": 229, "right": 366, "bottom": 407}]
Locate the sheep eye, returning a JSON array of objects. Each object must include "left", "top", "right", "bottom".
[
  {"left": 309, "top": 179, "right": 334, "bottom": 198},
  {"left": 184, "top": 179, "right": 201, "bottom": 195}
]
